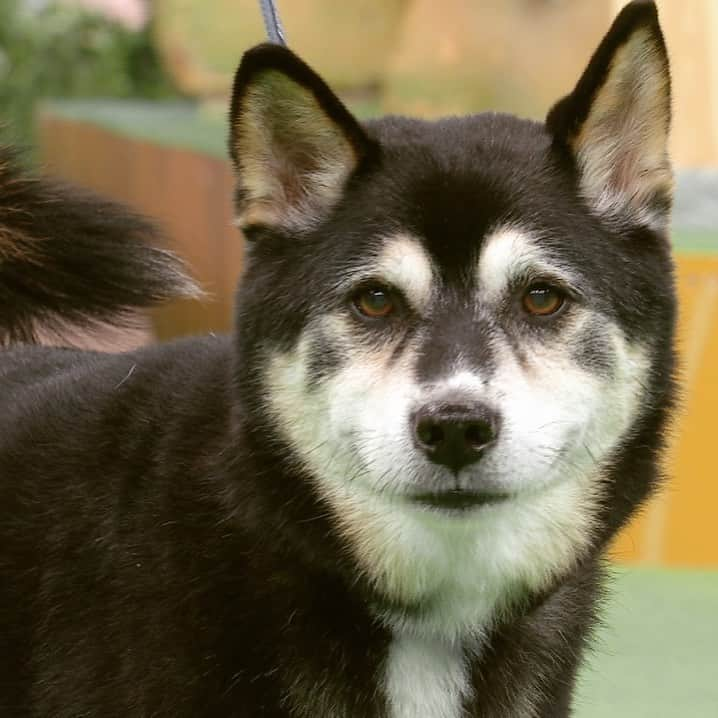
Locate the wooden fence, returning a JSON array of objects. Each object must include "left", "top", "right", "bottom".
[{"left": 38, "top": 111, "right": 243, "bottom": 340}]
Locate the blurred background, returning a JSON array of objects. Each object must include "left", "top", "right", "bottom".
[{"left": 1, "top": 1, "right": 716, "bottom": 715}]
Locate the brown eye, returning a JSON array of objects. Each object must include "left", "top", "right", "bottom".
[
  {"left": 522, "top": 284, "right": 565, "bottom": 316},
  {"left": 354, "top": 286, "right": 395, "bottom": 318}
]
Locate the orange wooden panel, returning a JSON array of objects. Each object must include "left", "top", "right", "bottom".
[
  {"left": 612, "top": 255, "right": 718, "bottom": 566},
  {"left": 662, "top": 256, "right": 718, "bottom": 565}
]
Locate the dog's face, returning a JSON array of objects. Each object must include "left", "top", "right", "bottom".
[{"left": 229, "top": 3, "right": 675, "bottom": 636}]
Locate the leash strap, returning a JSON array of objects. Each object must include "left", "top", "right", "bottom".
[{"left": 259, "top": 0, "right": 287, "bottom": 46}]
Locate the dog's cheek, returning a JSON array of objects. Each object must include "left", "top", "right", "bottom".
[
  {"left": 537, "top": 320, "right": 651, "bottom": 485},
  {"left": 331, "top": 339, "right": 425, "bottom": 494},
  {"left": 485, "top": 344, "right": 596, "bottom": 491},
  {"left": 575, "top": 327, "right": 652, "bottom": 470},
  {"left": 263, "top": 316, "right": 425, "bottom": 494},
  {"left": 262, "top": 320, "right": 359, "bottom": 484},
  {"left": 487, "top": 319, "right": 650, "bottom": 492},
  {"left": 263, "top": 334, "right": 332, "bottom": 463}
]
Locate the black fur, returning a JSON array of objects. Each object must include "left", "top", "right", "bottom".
[{"left": 0, "top": 3, "right": 676, "bottom": 716}]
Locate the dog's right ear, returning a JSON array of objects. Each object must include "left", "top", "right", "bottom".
[{"left": 229, "top": 44, "right": 376, "bottom": 235}]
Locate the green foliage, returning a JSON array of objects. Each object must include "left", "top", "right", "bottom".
[{"left": 0, "top": 0, "right": 178, "bottom": 146}]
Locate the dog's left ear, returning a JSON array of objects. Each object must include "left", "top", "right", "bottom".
[
  {"left": 229, "top": 44, "right": 375, "bottom": 235},
  {"left": 546, "top": 1, "right": 672, "bottom": 231}
]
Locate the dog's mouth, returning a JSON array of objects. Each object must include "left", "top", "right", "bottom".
[{"left": 409, "top": 489, "right": 510, "bottom": 511}]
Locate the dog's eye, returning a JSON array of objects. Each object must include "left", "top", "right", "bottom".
[
  {"left": 522, "top": 284, "right": 565, "bottom": 316},
  {"left": 353, "top": 285, "right": 396, "bottom": 319}
]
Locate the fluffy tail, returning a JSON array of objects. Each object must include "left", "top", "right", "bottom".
[{"left": 0, "top": 148, "right": 200, "bottom": 346}]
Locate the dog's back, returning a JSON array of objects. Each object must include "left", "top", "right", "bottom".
[{"left": 0, "top": 342, "right": 241, "bottom": 716}]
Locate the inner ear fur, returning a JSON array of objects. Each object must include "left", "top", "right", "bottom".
[
  {"left": 546, "top": 1, "right": 672, "bottom": 230},
  {"left": 229, "top": 44, "right": 375, "bottom": 234}
]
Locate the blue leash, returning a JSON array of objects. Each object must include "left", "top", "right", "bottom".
[{"left": 259, "top": 0, "right": 287, "bottom": 46}]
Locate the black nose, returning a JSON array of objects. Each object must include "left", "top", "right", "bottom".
[{"left": 412, "top": 402, "right": 500, "bottom": 474}]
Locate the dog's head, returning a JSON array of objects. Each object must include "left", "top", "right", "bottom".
[{"left": 229, "top": 1, "right": 675, "bottom": 636}]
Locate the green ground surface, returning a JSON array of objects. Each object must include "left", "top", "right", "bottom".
[
  {"left": 575, "top": 567, "right": 718, "bottom": 718},
  {"left": 672, "top": 231, "right": 718, "bottom": 255}
]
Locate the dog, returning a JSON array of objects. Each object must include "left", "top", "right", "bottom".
[{"left": 0, "top": 2, "right": 676, "bottom": 715}]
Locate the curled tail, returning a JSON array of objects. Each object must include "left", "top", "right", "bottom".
[{"left": 0, "top": 148, "right": 199, "bottom": 346}]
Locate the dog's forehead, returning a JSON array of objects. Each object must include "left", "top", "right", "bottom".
[{"left": 358, "top": 113, "right": 574, "bottom": 276}]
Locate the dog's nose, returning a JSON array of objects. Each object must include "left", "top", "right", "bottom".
[{"left": 412, "top": 402, "right": 500, "bottom": 474}]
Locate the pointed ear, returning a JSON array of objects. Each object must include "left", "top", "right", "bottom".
[
  {"left": 546, "top": 1, "right": 672, "bottom": 231},
  {"left": 229, "top": 44, "right": 376, "bottom": 235}
]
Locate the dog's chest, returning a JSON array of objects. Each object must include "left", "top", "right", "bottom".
[{"left": 384, "top": 633, "right": 472, "bottom": 718}]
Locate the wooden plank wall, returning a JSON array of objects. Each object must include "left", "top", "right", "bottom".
[{"left": 38, "top": 112, "right": 244, "bottom": 340}]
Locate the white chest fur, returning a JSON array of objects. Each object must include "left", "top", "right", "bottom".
[{"left": 384, "top": 633, "right": 472, "bottom": 718}]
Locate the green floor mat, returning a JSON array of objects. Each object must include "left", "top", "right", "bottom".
[{"left": 575, "top": 567, "right": 718, "bottom": 718}]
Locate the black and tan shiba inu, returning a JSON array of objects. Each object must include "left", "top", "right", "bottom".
[{"left": 0, "top": 2, "right": 676, "bottom": 715}]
